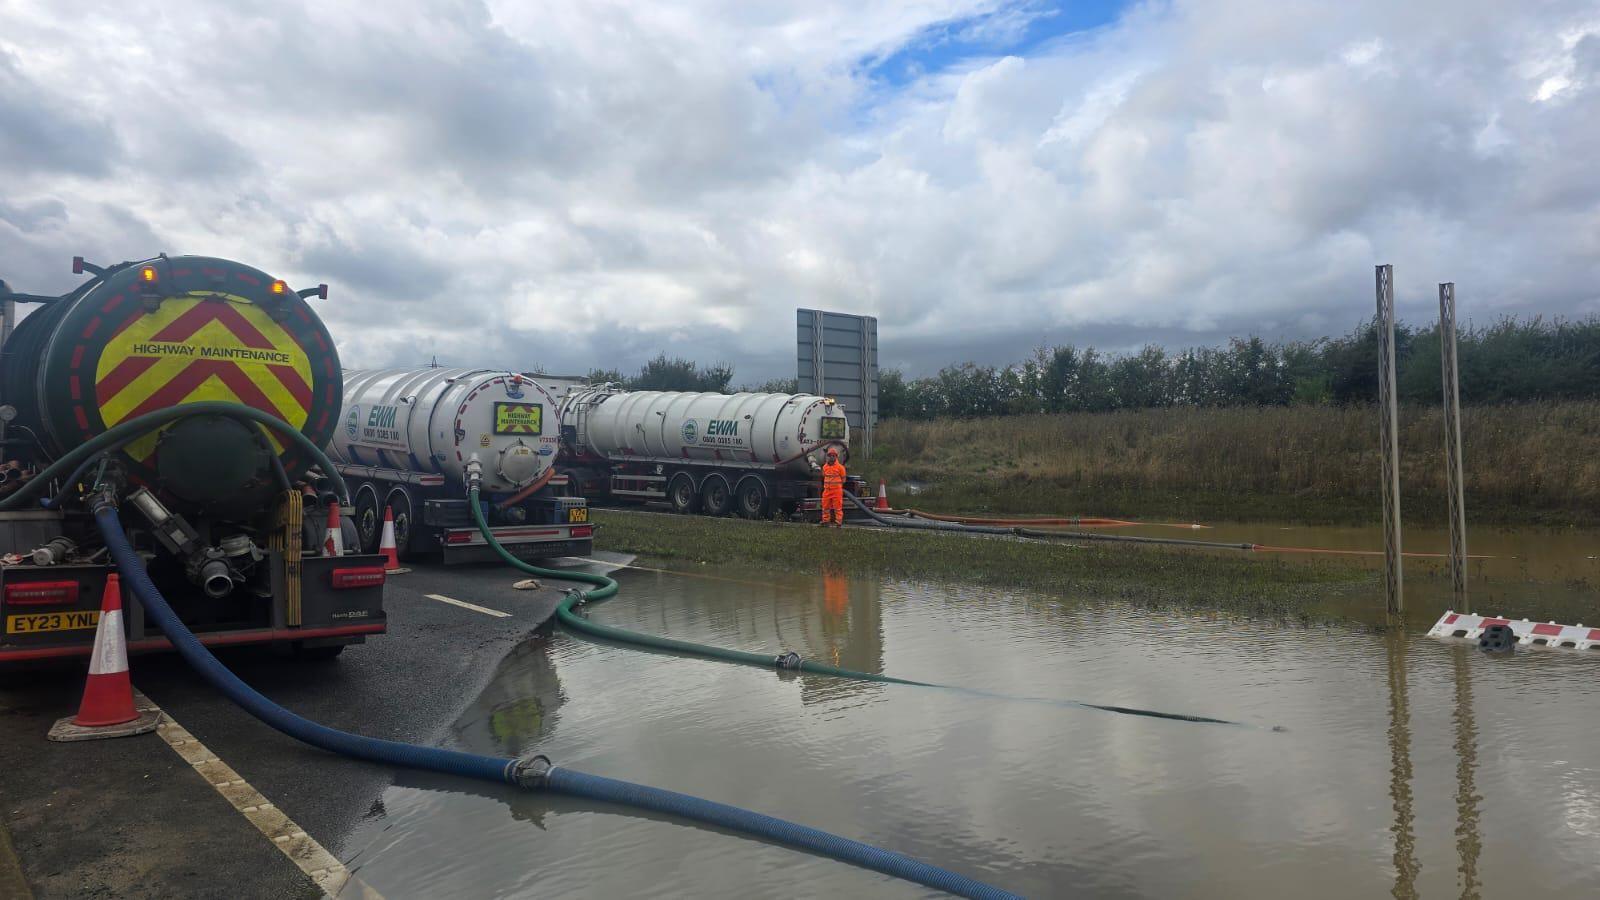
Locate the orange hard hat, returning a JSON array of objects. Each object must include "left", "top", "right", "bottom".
[{"left": 826, "top": 447, "right": 838, "bottom": 458}]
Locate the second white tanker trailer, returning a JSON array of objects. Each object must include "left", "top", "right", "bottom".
[
  {"left": 327, "top": 368, "right": 591, "bottom": 563},
  {"left": 550, "top": 386, "right": 861, "bottom": 519}
]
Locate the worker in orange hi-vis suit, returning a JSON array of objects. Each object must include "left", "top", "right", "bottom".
[{"left": 820, "top": 448, "right": 846, "bottom": 527}]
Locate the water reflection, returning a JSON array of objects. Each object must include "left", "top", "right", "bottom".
[
  {"left": 800, "top": 567, "right": 883, "bottom": 705},
  {"left": 341, "top": 564, "right": 1600, "bottom": 899},
  {"left": 1453, "top": 648, "right": 1482, "bottom": 899},
  {"left": 1386, "top": 626, "right": 1418, "bottom": 899},
  {"left": 449, "top": 638, "right": 565, "bottom": 757}
]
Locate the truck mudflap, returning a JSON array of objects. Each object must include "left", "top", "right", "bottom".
[
  {"left": 0, "top": 556, "right": 388, "bottom": 663},
  {"left": 439, "top": 524, "right": 594, "bottom": 565}
]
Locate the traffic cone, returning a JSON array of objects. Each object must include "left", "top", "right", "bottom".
[
  {"left": 324, "top": 500, "right": 343, "bottom": 557},
  {"left": 48, "top": 574, "right": 161, "bottom": 741},
  {"left": 875, "top": 480, "right": 890, "bottom": 511},
  {"left": 378, "top": 506, "right": 407, "bottom": 574}
]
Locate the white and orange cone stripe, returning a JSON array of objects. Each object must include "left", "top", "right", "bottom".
[
  {"left": 72, "top": 574, "right": 139, "bottom": 728},
  {"left": 378, "top": 505, "right": 404, "bottom": 573},
  {"left": 324, "top": 500, "right": 343, "bottom": 557}
]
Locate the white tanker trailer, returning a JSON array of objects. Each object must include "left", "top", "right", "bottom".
[
  {"left": 328, "top": 368, "right": 591, "bottom": 563},
  {"left": 551, "top": 386, "right": 859, "bottom": 518}
]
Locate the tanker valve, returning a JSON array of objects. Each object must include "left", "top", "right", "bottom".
[
  {"left": 465, "top": 457, "right": 483, "bottom": 492},
  {"left": 193, "top": 549, "right": 235, "bottom": 599},
  {"left": 188, "top": 536, "right": 260, "bottom": 600},
  {"left": 126, "top": 487, "right": 203, "bottom": 558},
  {"left": 30, "top": 536, "right": 76, "bottom": 566}
]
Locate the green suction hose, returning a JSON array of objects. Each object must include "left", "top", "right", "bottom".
[
  {"left": 0, "top": 402, "right": 351, "bottom": 511},
  {"left": 467, "top": 481, "right": 1275, "bottom": 727},
  {"left": 466, "top": 484, "right": 929, "bottom": 686}
]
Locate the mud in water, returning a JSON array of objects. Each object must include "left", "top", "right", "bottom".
[{"left": 341, "top": 562, "right": 1600, "bottom": 898}]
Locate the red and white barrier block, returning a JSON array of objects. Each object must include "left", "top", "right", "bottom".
[{"left": 1428, "top": 611, "right": 1600, "bottom": 651}]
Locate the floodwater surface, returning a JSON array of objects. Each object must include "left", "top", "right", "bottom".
[
  {"left": 1112, "top": 519, "right": 1600, "bottom": 621},
  {"left": 341, "top": 561, "right": 1600, "bottom": 898}
]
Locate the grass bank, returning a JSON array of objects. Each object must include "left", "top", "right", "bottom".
[
  {"left": 867, "top": 401, "right": 1600, "bottom": 527},
  {"left": 594, "top": 509, "right": 1378, "bottom": 622}
]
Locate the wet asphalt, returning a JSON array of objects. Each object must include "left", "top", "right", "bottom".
[{"left": 0, "top": 561, "right": 588, "bottom": 899}]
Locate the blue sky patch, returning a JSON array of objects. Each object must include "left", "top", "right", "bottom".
[{"left": 863, "top": 0, "right": 1128, "bottom": 87}]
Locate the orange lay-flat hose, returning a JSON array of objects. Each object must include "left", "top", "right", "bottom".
[
  {"left": 495, "top": 466, "right": 557, "bottom": 509},
  {"left": 903, "top": 507, "right": 1205, "bottom": 529}
]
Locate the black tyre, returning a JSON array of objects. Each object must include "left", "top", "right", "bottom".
[
  {"left": 385, "top": 488, "right": 415, "bottom": 561},
  {"left": 353, "top": 483, "right": 380, "bottom": 554},
  {"left": 668, "top": 473, "right": 700, "bottom": 514},
  {"left": 700, "top": 475, "right": 733, "bottom": 517},
  {"left": 735, "top": 477, "right": 769, "bottom": 519}
]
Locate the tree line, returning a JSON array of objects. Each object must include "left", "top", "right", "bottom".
[
  {"left": 563, "top": 316, "right": 1600, "bottom": 418},
  {"left": 584, "top": 354, "right": 737, "bottom": 393},
  {"left": 879, "top": 316, "right": 1600, "bottom": 419}
]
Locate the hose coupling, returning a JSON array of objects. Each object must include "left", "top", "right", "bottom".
[
  {"left": 775, "top": 650, "right": 803, "bottom": 669},
  {"left": 564, "top": 587, "right": 587, "bottom": 606},
  {"left": 508, "top": 753, "right": 554, "bottom": 789},
  {"left": 465, "top": 458, "right": 483, "bottom": 491},
  {"left": 89, "top": 486, "right": 119, "bottom": 515}
]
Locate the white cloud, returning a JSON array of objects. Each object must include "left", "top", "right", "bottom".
[{"left": 1, "top": 0, "right": 1597, "bottom": 382}]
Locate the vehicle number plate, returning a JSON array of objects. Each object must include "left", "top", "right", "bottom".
[
  {"left": 567, "top": 508, "right": 589, "bottom": 523},
  {"left": 6, "top": 611, "right": 100, "bottom": 634}
]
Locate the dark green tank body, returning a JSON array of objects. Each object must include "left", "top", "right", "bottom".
[{"left": 2, "top": 256, "right": 342, "bottom": 518}]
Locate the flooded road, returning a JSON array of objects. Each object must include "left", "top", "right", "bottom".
[
  {"left": 1111, "top": 519, "right": 1600, "bottom": 623},
  {"left": 342, "top": 564, "right": 1599, "bottom": 898}
]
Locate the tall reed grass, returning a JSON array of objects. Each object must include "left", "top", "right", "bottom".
[{"left": 870, "top": 402, "right": 1600, "bottom": 526}]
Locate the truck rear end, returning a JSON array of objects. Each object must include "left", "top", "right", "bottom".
[{"left": 427, "top": 495, "right": 593, "bottom": 564}]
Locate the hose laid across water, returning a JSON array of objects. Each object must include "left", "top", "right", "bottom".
[
  {"left": 469, "top": 487, "right": 1252, "bottom": 727},
  {"left": 93, "top": 501, "right": 1020, "bottom": 900},
  {"left": 467, "top": 487, "right": 929, "bottom": 686}
]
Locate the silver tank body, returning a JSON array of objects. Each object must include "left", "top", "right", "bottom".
[
  {"left": 559, "top": 388, "right": 850, "bottom": 476},
  {"left": 330, "top": 367, "right": 560, "bottom": 493}
]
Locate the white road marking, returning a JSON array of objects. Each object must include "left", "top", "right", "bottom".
[
  {"left": 424, "top": 593, "right": 511, "bottom": 618},
  {"left": 137, "top": 690, "right": 380, "bottom": 899}
]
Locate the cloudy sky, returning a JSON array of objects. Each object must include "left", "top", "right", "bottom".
[{"left": 3, "top": 0, "right": 1597, "bottom": 383}]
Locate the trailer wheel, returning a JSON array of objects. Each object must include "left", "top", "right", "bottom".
[
  {"left": 384, "top": 487, "right": 415, "bottom": 560},
  {"left": 353, "top": 483, "right": 380, "bottom": 554},
  {"left": 700, "top": 474, "right": 734, "bottom": 517},
  {"left": 668, "top": 473, "right": 700, "bottom": 514},
  {"left": 735, "top": 477, "right": 769, "bottom": 519}
]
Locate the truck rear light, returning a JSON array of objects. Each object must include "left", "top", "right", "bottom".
[
  {"left": 443, "top": 532, "right": 473, "bottom": 545},
  {"left": 570, "top": 526, "right": 593, "bottom": 538},
  {"left": 4, "top": 581, "right": 80, "bottom": 606},
  {"left": 331, "top": 567, "right": 385, "bottom": 589}
]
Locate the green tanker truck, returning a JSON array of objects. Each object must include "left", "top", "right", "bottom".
[{"left": 0, "top": 254, "right": 386, "bottom": 663}]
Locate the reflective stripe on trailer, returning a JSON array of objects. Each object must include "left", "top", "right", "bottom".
[
  {"left": 0, "top": 622, "right": 386, "bottom": 662},
  {"left": 441, "top": 526, "right": 584, "bottom": 546}
]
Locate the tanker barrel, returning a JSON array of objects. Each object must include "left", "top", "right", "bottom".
[{"left": 0, "top": 254, "right": 344, "bottom": 519}]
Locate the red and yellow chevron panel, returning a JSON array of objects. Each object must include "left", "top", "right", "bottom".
[{"left": 93, "top": 293, "right": 314, "bottom": 460}]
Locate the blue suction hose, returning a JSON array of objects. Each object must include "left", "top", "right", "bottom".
[{"left": 92, "top": 502, "right": 1021, "bottom": 900}]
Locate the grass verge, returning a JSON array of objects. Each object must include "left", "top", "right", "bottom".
[
  {"left": 867, "top": 402, "right": 1600, "bottom": 527},
  {"left": 594, "top": 509, "right": 1380, "bottom": 623}
]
